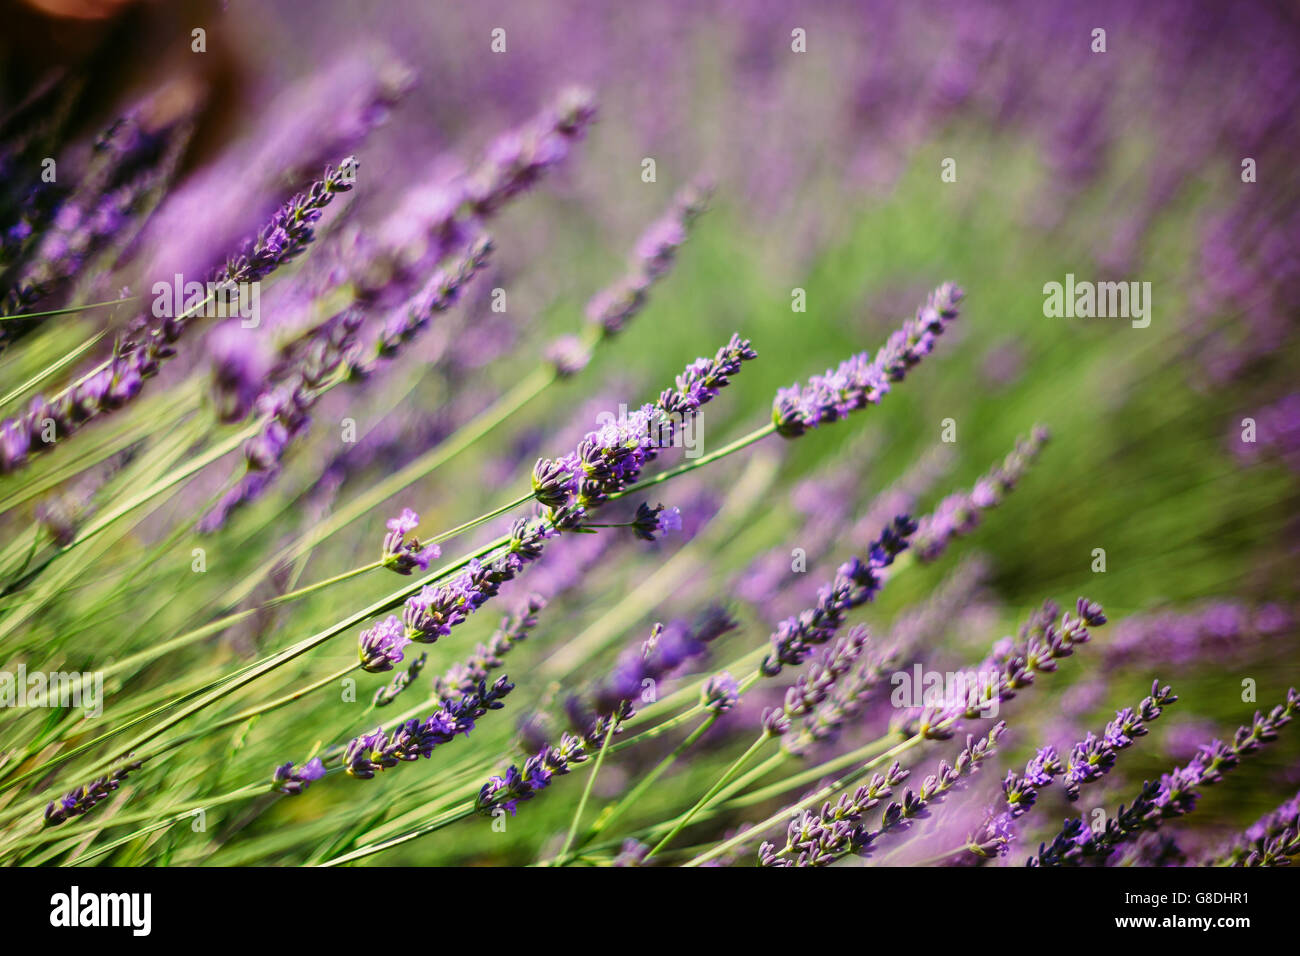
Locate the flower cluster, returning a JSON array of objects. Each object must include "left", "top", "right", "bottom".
[
  {"left": 357, "top": 615, "right": 413, "bottom": 673},
  {"left": 271, "top": 758, "right": 326, "bottom": 795},
  {"left": 400, "top": 517, "right": 554, "bottom": 644},
  {"left": 433, "top": 594, "right": 547, "bottom": 702},
  {"left": 772, "top": 283, "right": 963, "bottom": 437},
  {"left": 757, "top": 763, "right": 908, "bottom": 867},
  {"left": 466, "top": 87, "right": 596, "bottom": 218},
  {"left": 967, "top": 681, "right": 1177, "bottom": 858},
  {"left": 762, "top": 515, "right": 915, "bottom": 676},
  {"left": 629, "top": 502, "right": 683, "bottom": 541},
  {"left": 343, "top": 677, "right": 513, "bottom": 779},
  {"left": 0, "top": 157, "right": 357, "bottom": 474},
  {"left": 372, "top": 652, "right": 428, "bottom": 708},
  {"left": 911, "top": 425, "right": 1049, "bottom": 561},
  {"left": 569, "top": 609, "right": 738, "bottom": 743},
  {"left": 702, "top": 672, "right": 741, "bottom": 715},
  {"left": 43, "top": 758, "right": 144, "bottom": 827},
  {"left": 532, "top": 334, "right": 757, "bottom": 515},
  {"left": 763, "top": 626, "right": 871, "bottom": 738},
  {"left": 1032, "top": 688, "right": 1299, "bottom": 866},
  {"left": 476, "top": 733, "right": 590, "bottom": 816},
  {"left": 583, "top": 182, "right": 710, "bottom": 339},
  {"left": 895, "top": 598, "right": 1108, "bottom": 740},
  {"left": 762, "top": 723, "right": 1004, "bottom": 867},
  {"left": 381, "top": 508, "right": 441, "bottom": 575},
  {"left": 1213, "top": 790, "right": 1300, "bottom": 867}
]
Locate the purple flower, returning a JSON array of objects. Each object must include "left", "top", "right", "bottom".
[
  {"left": 702, "top": 672, "right": 740, "bottom": 715},
  {"left": 433, "top": 595, "right": 547, "bottom": 702},
  {"left": 344, "top": 677, "right": 513, "bottom": 779},
  {"left": 1032, "top": 688, "right": 1299, "bottom": 866},
  {"left": 43, "top": 758, "right": 144, "bottom": 827},
  {"left": 272, "top": 757, "right": 326, "bottom": 795},
  {"left": 895, "top": 598, "right": 1107, "bottom": 741},
  {"left": 358, "top": 615, "right": 413, "bottom": 673},
  {"left": 372, "top": 652, "right": 429, "bottom": 708},
  {"left": 772, "top": 283, "right": 962, "bottom": 437},
  {"left": 382, "top": 507, "right": 441, "bottom": 575},
  {"left": 629, "top": 502, "right": 682, "bottom": 541},
  {"left": 762, "top": 516, "right": 916, "bottom": 676},
  {"left": 532, "top": 334, "right": 757, "bottom": 515},
  {"left": 476, "top": 733, "right": 589, "bottom": 816},
  {"left": 912, "top": 426, "right": 1049, "bottom": 561},
  {"left": 584, "top": 181, "right": 710, "bottom": 336}
]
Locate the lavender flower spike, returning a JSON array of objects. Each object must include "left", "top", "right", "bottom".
[
  {"left": 358, "top": 615, "right": 412, "bottom": 673},
  {"left": 381, "top": 507, "right": 441, "bottom": 575},
  {"left": 272, "top": 758, "right": 326, "bottom": 795},
  {"left": 968, "top": 681, "right": 1177, "bottom": 859},
  {"left": 475, "top": 733, "right": 589, "bottom": 817},
  {"left": 912, "top": 426, "right": 1049, "bottom": 561},
  {"left": 532, "top": 334, "right": 757, "bottom": 516},
  {"left": 1032, "top": 687, "right": 1299, "bottom": 866},
  {"left": 762, "top": 515, "right": 915, "bottom": 676},
  {"left": 773, "top": 283, "right": 962, "bottom": 437},
  {"left": 43, "top": 758, "right": 144, "bottom": 826},
  {"left": 584, "top": 181, "right": 711, "bottom": 338},
  {"left": 344, "top": 677, "right": 513, "bottom": 779},
  {"left": 1212, "top": 790, "right": 1300, "bottom": 867},
  {"left": 1, "top": 157, "right": 356, "bottom": 474}
]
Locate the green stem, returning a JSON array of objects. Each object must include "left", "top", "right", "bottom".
[
  {"left": 645, "top": 731, "right": 770, "bottom": 861},
  {"left": 555, "top": 715, "right": 620, "bottom": 864},
  {"left": 574, "top": 713, "right": 717, "bottom": 857}
]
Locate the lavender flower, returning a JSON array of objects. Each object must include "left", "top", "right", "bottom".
[
  {"left": 367, "top": 236, "right": 494, "bottom": 368},
  {"left": 630, "top": 502, "right": 682, "bottom": 541},
  {"left": 43, "top": 758, "right": 144, "bottom": 827},
  {"left": 761, "top": 515, "right": 915, "bottom": 676},
  {"left": 772, "top": 283, "right": 962, "bottom": 437},
  {"left": 433, "top": 594, "right": 547, "bottom": 702},
  {"left": 967, "top": 681, "right": 1177, "bottom": 859},
  {"left": 381, "top": 508, "right": 441, "bottom": 575},
  {"left": 1059, "top": 681, "right": 1178, "bottom": 799},
  {"left": 761, "top": 726, "right": 1004, "bottom": 868},
  {"left": 272, "top": 757, "right": 326, "bottom": 795},
  {"left": 0, "top": 156, "right": 356, "bottom": 474},
  {"left": 372, "top": 653, "right": 428, "bottom": 708},
  {"left": 702, "top": 672, "right": 741, "bottom": 715},
  {"left": 895, "top": 598, "right": 1108, "bottom": 740},
  {"left": 912, "top": 426, "right": 1049, "bottom": 561},
  {"left": 400, "top": 517, "right": 554, "bottom": 645},
  {"left": 531, "top": 334, "right": 757, "bottom": 515},
  {"left": 465, "top": 87, "right": 596, "bottom": 218},
  {"left": 764, "top": 626, "right": 871, "bottom": 737},
  {"left": 1032, "top": 688, "right": 1299, "bottom": 866},
  {"left": 569, "top": 611, "right": 738, "bottom": 743},
  {"left": 584, "top": 182, "right": 711, "bottom": 338},
  {"left": 1212, "top": 790, "right": 1300, "bottom": 867},
  {"left": 357, "top": 615, "right": 413, "bottom": 673},
  {"left": 343, "top": 677, "right": 513, "bottom": 779},
  {"left": 475, "top": 733, "right": 589, "bottom": 816}
]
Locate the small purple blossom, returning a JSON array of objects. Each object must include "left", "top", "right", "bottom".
[
  {"left": 272, "top": 757, "right": 326, "bottom": 795},
  {"left": 382, "top": 507, "right": 441, "bottom": 575},
  {"left": 344, "top": 677, "right": 513, "bottom": 779},
  {"left": 772, "top": 283, "right": 962, "bottom": 437},
  {"left": 358, "top": 615, "right": 413, "bottom": 673}
]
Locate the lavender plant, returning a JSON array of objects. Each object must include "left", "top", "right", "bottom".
[{"left": 0, "top": 0, "right": 1296, "bottom": 877}]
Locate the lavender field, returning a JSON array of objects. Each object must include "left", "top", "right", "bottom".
[{"left": 0, "top": 0, "right": 1298, "bottom": 875}]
